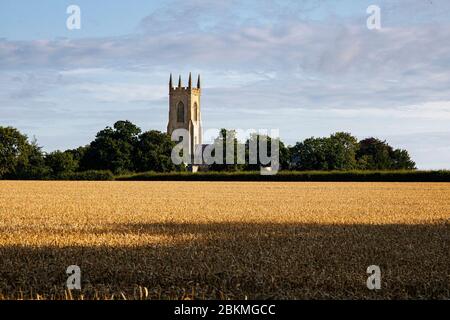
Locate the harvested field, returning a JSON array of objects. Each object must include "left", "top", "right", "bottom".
[{"left": 0, "top": 181, "right": 448, "bottom": 299}]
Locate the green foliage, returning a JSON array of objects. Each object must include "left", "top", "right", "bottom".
[
  {"left": 390, "top": 149, "right": 416, "bottom": 170},
  {"left": 56, "top": 170, "right": 114, "bottom": 181},
  {"left": 327, "top": 132, "right": 359, "bottom": 170},
  {"left": 243, "top": 133, "right": 290, "bottom": 171},
  {"left": 0, "top": 126, "right": 30, "bottom": 177},
  {"left": 0, "top": 127, "right": 48, "bottom": 179},
  {"left": 1, "top": 123, "right": 418, "bottom": 180},
  {"left": 208, "top": 129, "right": 244, "bottom": 172},
  {"left": 357, "top": 138, "right": 415, "bottom": 170},
  {"left": 118, "top": 170, "right": 450, "bottom": 182},
  {"left": 206, "top": 129, "right": 290, "bottom": 172},
  {"left": 45, "top": 150, "right": 78, "bottom": 175},
  {"left": 291, "top": 132, "right": 359, "bottom": 170},
  {"left": 65, "top": 146, "right": 88, "bottom": 167},
  {"left": 290, "top": 137, "right": 330, "bottom": 170},
  {"left": 80, "top": 121, "right": 178, "bottom": 174},
  {"left": 16, "top": 140, "right": 50, "bottom": 179},
  {"left": 134, "top": 130, "right": 177, "bottom": 172},
  {"left": 291, "top": 133, "right": 415, "bottom": 171},
  {"left": 81, "top": 121, "right": 141, "bottom": 173}
]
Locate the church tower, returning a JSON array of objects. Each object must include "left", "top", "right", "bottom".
[{"left": 167, "top": 73, "right": 202, "bottom": 163}]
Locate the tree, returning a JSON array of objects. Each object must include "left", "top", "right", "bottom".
[
  {"left": 16, "top": 138, "right": 49, "bottom": 179},
  {"left": 134, "top": 130, "right": 177, "bottom": 172},
  {"left": 0, "top": 126, "right": 48, "bottom": 179},
  {"left": 81, "top": 121, "right": 141, "bottom": 173},
  {"left": 326, "top": 132, "right": 359, "bottom": 170},
  {"left": 65, "top": 146, "right": 88, "bottom": 171},
  {"left": 390, "top": 148, "right": 415, "bottom": 170},
  {"left": 356, "top": 138, "right": 415, "bottom": 170},
  {"left": 2, "top": 122, "right": 417, "bottom": 178},
  {"left": 208, "top": 129, "right": 244, "bottom": 171},
  {"left": 0, "top": 126, "right": 29, "bottom": 177},
  {"left": 244, "top": 133, "right": 289, "bottom": 171},
  {"left": 278, "top": 139, "right": 291, "bottom": 170},
  {"left": 45, "top": 150, "right": 78, "bottom": 175},
  {"left": 290, "top": 137, "right": 329, "bottom": 170},
  {"left": 291, "top": 133, "right": 414, "bottom": 171},
  {"left": 357, "top": 138, "right": 392, "bottom": 169}
]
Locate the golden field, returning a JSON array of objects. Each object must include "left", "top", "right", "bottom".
[{"left": 0, "top": 181, "right": 448, "bottom": 299}]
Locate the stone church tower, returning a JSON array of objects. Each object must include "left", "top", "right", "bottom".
[{"left": 167, "top": 73, "right": 202, "bottom": 166}]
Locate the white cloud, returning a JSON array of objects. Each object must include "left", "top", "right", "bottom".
[
  {"left": 71, "top": 83, "right": 166, "bottom": 103},
  {"left": 1, "top": 0, "right": 450, "bottom": 168}
]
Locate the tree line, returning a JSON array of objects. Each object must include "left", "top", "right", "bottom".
[{"left": 0, "top": 120, "right": 415, "bottom": 179}]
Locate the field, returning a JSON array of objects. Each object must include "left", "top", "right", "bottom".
[{"left": 0, "top": 181, "right": 448, "bottom": 299}]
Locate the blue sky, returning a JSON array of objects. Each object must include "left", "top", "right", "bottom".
[{"left": 1, "top": 0, "right": 450, "bottom": 169}]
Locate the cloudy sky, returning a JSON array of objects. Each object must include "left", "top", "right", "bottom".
[{"left": 1, "top": 0, "right": 450, "bottom": 169}]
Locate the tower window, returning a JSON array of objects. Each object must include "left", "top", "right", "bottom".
[
  {"left": 193, "top": 102, "right": 198, "bottom": 121},
  {"left": 177, "top": 101, "right": 184, "bottom": 123}
]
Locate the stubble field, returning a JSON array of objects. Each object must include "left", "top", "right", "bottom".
[{"left": 0, "top": 181, "right": 448, "bottom": 299}]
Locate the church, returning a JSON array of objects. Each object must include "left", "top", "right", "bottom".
[{"left": 167, "top": 73, "right": 203, "bottom": 172}]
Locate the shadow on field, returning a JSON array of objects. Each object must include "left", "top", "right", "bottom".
[{"left": 0, "top": 222, "right": 448, "bottom": 299}]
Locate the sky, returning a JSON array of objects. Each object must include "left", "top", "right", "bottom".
[{"left": 1, "top": 0, "right": 450, "bottom": 169}]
